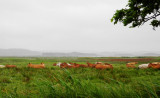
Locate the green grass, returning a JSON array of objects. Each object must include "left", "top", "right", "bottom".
[{"left": 0, "top": 57, "right": 160, "bottom": 97}]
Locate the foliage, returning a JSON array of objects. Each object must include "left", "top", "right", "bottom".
[{"left": 111, "top": 0, "right": 160, "bottom": 29}]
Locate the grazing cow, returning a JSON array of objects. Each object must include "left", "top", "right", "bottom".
[
  {"left": 79, "top": 64, "right": 88, "bottom": 68},
  {"left": 67, "top": 63, "right": 72, "bottom": 66},
  {"left": 94, "top": 64, "right": 104, "bottom": 69},
  {"left": 53, "top": 63, "right": 57, "bottom": 66},
  {"left": 66, "top": 65, "right": 74, "bottom": 68},
  {"left": 0, "top": 65, "right": 5, "bottom": 68},
  {"left": 73, "top": 63, "right": 80, "bottom": 68},
  {"left": 53, "top": 62, "right": 61, "bottom": 67},
  {"left": 152, "top": 65, "right": 160, "bottom": 69},
  {"left": 104, "top": 63, "right": 110, "bottom": 65},
  {"left": 69, "top": 62, "right": 74, "bottom": 65},
  {"left": 57, "top": 62, "right": 62, "bottom": 67},
  {"left": 95, "top": 62, "right": 102, "bottom": 64},
  {"left": 126, "top": 62, "right": 137, "bottom": 68},
  {"left": 148, "top": 63, "right": 157, "bottom": 68},
  {"left": 87, "top": 62, "right": 92, "bottom": 67},
  {"left": 126, "top": 64, "right": 136, "bottom": 68},
  {"left": 60, "top": 62, "right": 68, "bottom": 68},
  {"left": 127, "top": 62, "right": 138, "bottom": 65},
  {"left": 81, "top": 64, "right": 88, "bottom": 67},
  {"left": 61, "top": 63, "right": 82, "bottom": 68},
  {"left": 66, "top": 63, "right": 80, "bottom": 68},
  {"left": 28, "top": 63, "right": 45, "bottom": 68},
  {"left": 60, "top": 62, "right": 72, "bottom": 68},
  {"left": 138, "top": 64, "right": 149, "bottom": 69},
  {"left": 5, "top": 64, "right": 17, "bottom": 68},
  {"left": 104, "top": 63, "right": 113, "bottom": 69},
  {"left": 87, "top": 62, "right": 96, "bottom": 68},
  {"left": 152, "top": 62, "right": 160, "bottom": 64},
  {"left": 95, "top": 64, "right": 113, "bottom": 70},
  {"left": 148, "top": 63, "right": 160, "bottom": 69}
]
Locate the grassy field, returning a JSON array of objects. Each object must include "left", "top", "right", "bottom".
[{"left": 0, "top": 57, "right": 160, "bottom": 98}]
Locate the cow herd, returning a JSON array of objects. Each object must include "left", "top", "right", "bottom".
[
  {"left": 0, "top": 62, "right": 160, "bottom": 69},
  {"left": 127, "top": 62, "right": 160, "bottom": 69},
  {"left": 53, "top": 62, "right": 160, "bottom": 69},
  {"left": 53, "top": 62, "right": 113, "bottom": 69}
]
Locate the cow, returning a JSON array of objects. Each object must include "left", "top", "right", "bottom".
[
  {"left": 53, "top": 62, "right": 61, "bottom": 67},
  {"left": 148, "top": 63, "right": 160, "bottom": 69},
  {"left": 87, "top": 62, "right": 96, "bottom": 68},
  {"left": 126, "top": 62, "right": 137, "bottom": 68},
  {"left": 5, "top": 64, "right": 17, "bottom": 68},
  {"left": 0, "top": 65, "right": 5, "bottom": 68},
  {"left": 28, "top": 63, "right": 45, "bottom": 68},
  {"left": 138, "top": 64, "right": 149, "bottom": 69},
  {"left": 95, "top": 63, "right": 113, "bottom": 70}
]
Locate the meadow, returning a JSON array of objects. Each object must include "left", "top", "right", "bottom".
[{"left": 0, "top": 57, "right": 160, "bottom": 98}]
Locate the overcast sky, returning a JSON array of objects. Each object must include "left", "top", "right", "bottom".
[{"left": 0, "top": 0, "right": 160, "bottom": 53}]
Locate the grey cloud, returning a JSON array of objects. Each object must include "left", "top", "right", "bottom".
[{"left": 0, "top": 0, "right": 160, "bottom": 53}]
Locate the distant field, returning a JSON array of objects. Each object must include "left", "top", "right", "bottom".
[{"left": 0, "top": 57, "right": 160, "bottom": 98}]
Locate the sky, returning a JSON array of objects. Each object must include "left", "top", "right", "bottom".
[{"left": 0, "top": 0, "right": 160, "bottom": 53}]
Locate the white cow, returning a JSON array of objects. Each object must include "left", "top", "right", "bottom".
[
  {"left": 67, "top": 63, "right": 71, "bottom": 66},
  {"left": 56, "top": 62, "right": 62, "bottom": 67},
  {"left": 138, "top": 64, "right": 149, "bottom": 69},
  {"left": 0, "top": 65, "right": 5, "bottom": 68}
]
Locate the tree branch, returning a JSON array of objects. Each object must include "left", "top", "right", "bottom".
[{"left": 144, "top": 13, "right": 160, "bottom": 23}]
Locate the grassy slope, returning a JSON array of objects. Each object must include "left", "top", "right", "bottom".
[{"left": 0, "top": 57, "right": 160, "bottom": 98}]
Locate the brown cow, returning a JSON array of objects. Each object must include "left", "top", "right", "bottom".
[
  {"left": 60, "top": 62, "right": 68, "bottom": 68},
  {"left": 79, "top": 64, "right": 88, "bottom": 68},
  {"left": 127, "top": 62, "right": 138, "bottom": 65},
  {"left": 87, "top": 62, "right": 96, "bottom": 68},
  {"left": 28, "top": 63, "right": 45, "bottom": 68},
  {"left": 126, "top": 64, "right": 136, "bottom": 68},
  {"left": 126, "top": 62, "right": 137, "bottom": 68},
  {"left": 152, "top": 65, "right": 160, "bottom": 69},
  {"left": 95, "top": 62, "right": 103, "bottom": 64},
  {"left": 104, "top": 63, "right": 110, "bottom": 65},
  {"left": 151, "top": 62, "right": 160, "bottom": 64},
  {"left": 73, "top": 63, "right": 80, "bottom": 68},
  {"left": 53, "top": 63, "right": 57, "bottom": 66},
  {"left": 5, "top": 64, "right": 17, "bottom": 68},
  {"left": 148, "top": 63, "right": 160, "bottom": 69},
  {"left": 66, "top": 63, "right": 81, "bottom": 68},
  {"left": 104, "top": 64, "right": 113, "bottom": 69},
  {"left": 95, "top": 64, "right": 113, "bottom": 70}
]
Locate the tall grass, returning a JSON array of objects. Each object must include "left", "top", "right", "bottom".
[{"left": 0, "top": 57, "right": 160, "bottom": 97}]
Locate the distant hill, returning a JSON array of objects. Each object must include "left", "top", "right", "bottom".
[
  {"left": 97, "top": 51, "right": 160, "bottom": 57},
  {"left": 0, "top": 49, "right": 98, "bottom": 57},
  {"left": 97, "top": 52, "right": 134, "bottom": 57},
  {"left": 42, "top": 52, "right": 98, "bottom": 57},
  {"left": 0, "top": 49, "right": 42, "bottom": 57},
  {"left": 139, "top": 53, "right": 160, "bottom": 56},
  {"left": 0, "top": 49, "right": 160, "bottom": 57}
]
